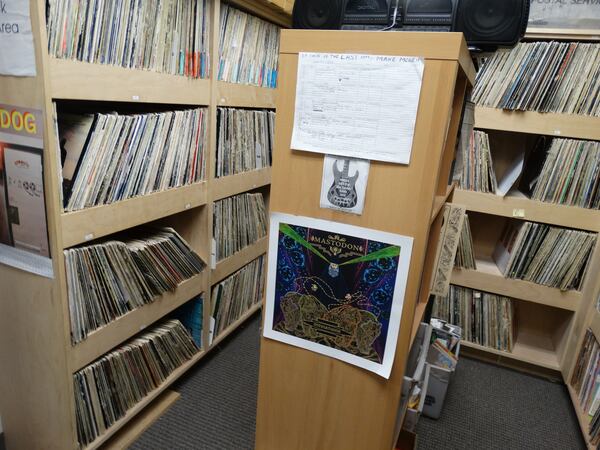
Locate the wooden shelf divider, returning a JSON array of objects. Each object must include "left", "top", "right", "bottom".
[
  {"left": 50, "top": 58, "right": 212, "bottom": 105},
  {"left": 451, "top": 260, "right": 581, "bottom": 312},
  {"left": 61, "top": 182, "right": 209, "bottom": 249},
  {"left": 71, "top": 275, "right": 206, "bottom": 372},
  {"left": 211, "top": 168, "right": 272, "bottom": 201},
  {"left": 475, "top": 106, "right": 600, "bottom": 141},
  {"left": 212, "top": 237, "right": 269, "bottom": 284},
  {"left": 453, "top": 189, "right": 600, "bottom": 233}
]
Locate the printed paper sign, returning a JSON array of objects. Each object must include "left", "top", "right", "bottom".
[
  {"left": 0, "top": 104, "right": 52, "bottom": 277},
  {"left": 291, "top": 52, "right": 424, "bottom": 165},
  {"left": 320, "top": 156, "right": 369, "bottom": 215},
  {"left": 0, "top": 0, "right": 37, "bottom": 76},
  {"left": 529, "top": 0, "right": 600, "bottom": 29},
  {"left": 263, "top": 213, "right": 413, "bottom": 378}
]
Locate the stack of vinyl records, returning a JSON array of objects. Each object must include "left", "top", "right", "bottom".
[
  {"left": 216, "top": 108, "right": 276, "bottom": 177},
  {"left": 459, "top": 130, "right": 497, "bottom": 193},
  {"left": 47, "top": 0, "right": 210, "bottom": 78},
  {"left": 454, "top": 215, "right": 476, "bottom": 270},
  {"left": 211, "top": 256, "right": 265, "bottom": 339},
  {"left": 432, "top": 285, "right": 514, "bottom": 352},
  {"left": 571, "top": 329, "right": 600, "bottom": 445},
  {"left": 472, "top": 42, "right": 600, "bottom": 116},
  {"left": 531, "top": 138, "right": 600, "bottom": 209},
  {"left": 591, "top": 405, "right": 600, "bottom": 446},
  {"left": 493, "top": 221, "right": 596, "bottom": 291},
  {"left": 173, "top": 295, "right": 204, "bottom": 348},
  {"left": 74, "top": 320, "right": 199, "bottom": 446},
  {"left": 213, "top": 193, "right": 268, "bottom": 261},
  {"left": 65, "top": 228, "right": 205, "bottom": 344},
  {"left": 58, "top": 108, "right": 208, "bottom": 211},
  {"left": 218, "top": 5, "right": 280, "bottom": 88}
]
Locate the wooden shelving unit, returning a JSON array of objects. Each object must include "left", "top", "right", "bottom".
[
  {"left": 0, "top": 1, "right": 285, "bottom": 449},
  {"left": 459, "top": 34, "right": 600, "bottom": 444}
]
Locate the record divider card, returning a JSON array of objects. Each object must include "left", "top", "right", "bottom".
[{"left": 255, "top": 30, "right": 474, "bottom": 450}]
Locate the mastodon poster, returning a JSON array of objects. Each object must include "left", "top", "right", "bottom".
[{"left": 263, "top": 213, "right": 413, "bottom": 378}]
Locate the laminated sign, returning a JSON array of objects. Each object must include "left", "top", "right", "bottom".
[
  {"left": 0, "top": 0, "right": 37, "bottom": 76},
  {"left": 0, "top": 104, "right": 52, "bottom": 277}
]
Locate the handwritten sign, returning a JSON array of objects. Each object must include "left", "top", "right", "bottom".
[{"left": 291, "top": 52, "right": 424, "bottom": 165}]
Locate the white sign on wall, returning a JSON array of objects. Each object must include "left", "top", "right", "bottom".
[
  {"left": 529, "top": 0, "right": 600, "bottom": 29},
  {"left": 0, "top": 0, "right": 37, "bottom": 76}
]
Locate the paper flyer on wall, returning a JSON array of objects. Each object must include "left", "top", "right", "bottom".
[
  {"left": 263, "top": 213, "right": 413, "bottom": 379},
  {"left": 0, "top": 104, "right": 52, "bottom": 278},
  {"left": 320, "top": 156, "right": 370, "bottom": 215},
  {"left": 0, "top": 0, "right": 37, "bottom": 76},
  {"left": 291, "top": 52, "right": 424, "bottom": 165}
]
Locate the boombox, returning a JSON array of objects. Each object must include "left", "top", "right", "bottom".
[{"left": 292, "top": 0, "right": 530, "bottom": 49}]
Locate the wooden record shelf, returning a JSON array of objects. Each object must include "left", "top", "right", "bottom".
[
  {"left": 212, "top": 237, "right": 269, "bottom": 284},
  {"left": 474, "top": 106, "right": 600, "bottom": 141},
  {"left": 49, "top": 58, "right": 212, "bottom": 105},
  {"left": 451, "top": 260, "right": 581, "bottom": 312},
  {"left": 216, "top": 81, "right": 277, "bottom": 108},
  {"left": 61, "top": 182, "right": 209, "bottom": 248},
  {"left": 71, "top": 275, "right": 206, "bottom": 372},
  {"left": 212, "top": 168, "right": 272, "bottom": 201},
  {"left": 0, "top": 0, "right": 285, "bottom": 448},
  {"left": 453, "top": 189, "right": 600, "bottom": 233}
]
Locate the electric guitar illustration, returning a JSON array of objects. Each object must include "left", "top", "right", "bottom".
[{"left": 327, "top": 159, "right": 359, "bottom": 209}]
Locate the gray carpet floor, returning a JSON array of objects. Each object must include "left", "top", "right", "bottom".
[{"left": 132, "top": 313, "right": 585, "bottom": 449}]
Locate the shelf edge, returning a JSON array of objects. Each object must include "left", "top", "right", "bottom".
[
  {"left": 61, "top": 182, "right": 208, "bottom": 248},
  {"left": 212, "top": 238, "right": 268, "bottom": 284},
  {"left": 474, "top": 106, "right": 600, "bottom": 141},
  {"left": 453, "top": 189, "right": 600, "bottom": 233},
  {"left": 211, "top": 168, "right": 272, "bottom": 201},
  {"left": 451, "top": 268, "right": 581, "bottom": 312}
]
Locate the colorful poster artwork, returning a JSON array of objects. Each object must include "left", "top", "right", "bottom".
[{"left": 263, "top": 213, "right": 413, "bottom": 378}]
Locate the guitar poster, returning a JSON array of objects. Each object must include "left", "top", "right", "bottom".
[
  {"left": 263, "top": 213, "right": 413, "bottom": 378},
  {"left": 320, "top": 155, "right": 369, "bottom": 215}
]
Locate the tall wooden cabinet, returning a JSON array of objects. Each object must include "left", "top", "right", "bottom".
[{"left": 255, "top": 30, "right": 475, "bottom": 450}]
